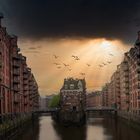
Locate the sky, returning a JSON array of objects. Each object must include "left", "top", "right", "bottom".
[{"left": 0, "top": 0, "right": 139, "bottom": 95}]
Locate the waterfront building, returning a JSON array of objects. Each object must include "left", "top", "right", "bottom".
[
  {"left": 0, "top": 14, "right": 11, "bottom": 120},
  {"left": 102, "top": 83, "right": 109, "bottom": 107},
  {"left": 59, "top": 77, "right": 86, "bottom": 123},
  {"left": 102, "top": 31, "right": 140, "bottom": 118},
  {"left": 60, "top": 78, "right": 86, "bottom": 112},
  {"left": 0, "top": 14, "right": 39, "bottom": 123},
  {"left": 86, "top": 91, "right": 102, "bottom": 108},
  {"left": 119, "top": 58, "right": 130, "bottom": 112}
]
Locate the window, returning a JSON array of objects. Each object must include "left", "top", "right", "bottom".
[{"left": 70, "top": 84, "right": 74, "bottom": 89}]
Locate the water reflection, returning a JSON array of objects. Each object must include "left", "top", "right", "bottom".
[
  {"left": 15, "top": 116, "right": 40, "bottom": 140},
  {"left": 14, "top": 115, "right": 140, "bottom": 140},
  {"left": 52, "top": 120, "right": 87, "bottom": 140}
]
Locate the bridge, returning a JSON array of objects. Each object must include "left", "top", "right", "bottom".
[
  {"left": 86, "top": 107, "right": 117, "bottom": 118},
  {"left": 35, "top": 107, "right": 116, "bottom": 113},
  {"left": 86, "top": 107, "right": 116, "bottom": 112},
  {"left": 33, "top": 108, "right": 60, "bottom": 114}
]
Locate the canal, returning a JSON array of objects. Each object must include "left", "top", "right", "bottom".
[{"left": 15, "top": 115, "right": 140, "bottom": 140}]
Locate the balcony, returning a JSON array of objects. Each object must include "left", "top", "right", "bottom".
[
  {"left": 24, "top": 101, "right": 28, "bottom": 106},
  {"left": 0, "top": 47, "right": 2, "bottom": 54},
  {"left": 13, "top": 77, "right": 20, "bottom": 84},
  {"left": 14, "top": 95, "right": 19, "bottom": 104},
  {"left": 0, "top": 60, "right": 2, "bottom": 68},
  {"left": 23, "top": 86, "right": 28, "bottom": 91},
  {"left": 13, "top": 60, "right": 20, "bottom": 68},
  {"left": 123, "top": 65, "right": 129, "bottom": 71},
  {"left": 13, "top": 69, "right": 20, "bottom": 76},
  {"left": 13, "top": 55, "right": 20, "bottom": 60},
  {"left": 125, "top": 91, "right": 129, "bottom": 95},
  {"left": 24, "top": 94, "right": 28, "bottom": 97},
  {"left": 124, "top": 84, "right": 129, "bottom": 89},
  {"left": 126, "top": 96, "right": 130, "bottom": 103},
  {"left": 0, "top": 72, "right": 2, "bottom": 81},
  {"left": 0, "top": 95, "right": 3, "bottom": 100},
  {"left": 137, "top": 67, "right": 140, "bottom": 73},
  {"left": 14, "top": 86, "right": 20, "bottom": 92},
  {"left": 138, "top": 74, "right": 140, "bottom": 81},
  {"left": 23, "top": 68, "right": 28, "bottom": 74},
  {"left": 23, "top": 80, "right": 28, "bottom": 85},
  {"left": 137, "top": 59, "right": 140, "bottom": 65},
  {"left": 23, "top": 74, "right": 28, "bottom": 80}
]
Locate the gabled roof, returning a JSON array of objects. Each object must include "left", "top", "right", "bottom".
[{"left": 61, "top": 77, "right": 86, "bottom": 90}]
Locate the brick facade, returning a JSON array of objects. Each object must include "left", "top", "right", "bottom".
[{"left": 0, "top": 14, "right": 39, "bottom": 123}]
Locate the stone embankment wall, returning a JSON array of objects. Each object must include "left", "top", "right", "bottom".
[
  {"left": 118, "top": 111, "right": 140, "bottom": 125},
  {"left": 0, "top": 114, "right": 34, "bottom": 140}
]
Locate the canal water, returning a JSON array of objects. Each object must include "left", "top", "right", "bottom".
[{"left": 15, "top": 115, "right": 140, "bottom": 140}]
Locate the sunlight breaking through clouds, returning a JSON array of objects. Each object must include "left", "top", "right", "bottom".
[{"left": 19, "top": 38, "right": 130, "bottom": 95}]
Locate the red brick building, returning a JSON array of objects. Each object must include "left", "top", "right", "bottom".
[
  {"left": 86, "top": 91, "right": 102, "bottom": 108},
  {"left": 102, "top": 31, "right": 140, "bottom": 118},
  {"left": 60, "top": 78, "right": 86, "bottom": 111},
  {"left": 0, "top": 14, "right": 39, "bottom": 123}
]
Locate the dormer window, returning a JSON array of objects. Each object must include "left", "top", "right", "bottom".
[
  {"left": 78, "top": 81, "right": 83, "bottom": 90},
  {"left": 64, "top": 84, "right": 68, "bottom": 89},
  {"left": 70, "top": 84, "right": 74, "bottom": 89}
]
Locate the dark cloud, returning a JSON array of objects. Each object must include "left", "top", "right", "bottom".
[{"left": 0, "top": 0, "right": 140, "bottom": 44}]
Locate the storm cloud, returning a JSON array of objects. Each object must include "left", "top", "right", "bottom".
[{"left": 0, "top": 0, "right": 140, "bottom": 43}]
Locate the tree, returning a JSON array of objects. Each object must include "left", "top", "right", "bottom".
[{"left": 49, "top": 94, "right": 60, "bottom": 108}]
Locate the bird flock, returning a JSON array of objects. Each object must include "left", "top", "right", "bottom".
[
  {"left": 98, "top": 53, "right": 113, "bottom": 68},
  {"left": 53, "top": 53, "right": 114, "bottom": 76}
]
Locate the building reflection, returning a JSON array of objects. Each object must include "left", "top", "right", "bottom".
[
  {"left": 52, "top": 120, "right": 87, "bottom": 140},
  {"left": 15, "top": 116, "right": 40, "bottom": 140}
]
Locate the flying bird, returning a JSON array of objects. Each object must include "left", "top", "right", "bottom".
[
  {"left": 80, "top": 73, "right": 85, "bottom": 76},
  {"left": 72, "top": 55, "right": 80, "bottom": 60},
  {"left": 68, "top": 68, "right": 72, "bottom": 71},
  {"left": 57, "top": 66, "right": 61, "bottom": 69},
  {"left": 72, "top": 55, "right": 76, "bottom": 58},
  {"left": 99, "top": 65, "right": 103, "bottom": 67},
  {"left": 53, "top": 55, "right": 59, "bottom": 59},
  {"left": 63, "top": 63, "right": 69, "bottom": 67},
  {"left": 75, "top": 56, "right": 80, "bottom": 60},
  {"left": 53, "top": 63, "right": 61, "bottom": 65},
  {"left": 87, "top": 64, "right": 91, "bottom": 67},
  {"left": 107, "top": 61, "right": 112, "bottom": 64},
  {"left": 109, "top": 53, "right": 114, "bottom": 56},
  {"left": 102, "top": 62, "right": 107, "bottom": 66}
]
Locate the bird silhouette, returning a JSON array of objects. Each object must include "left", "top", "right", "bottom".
[
  {"left": 57, "top": 66, "right": 61, "bottom": 69},
  {"left": 63, "top": 63, "right": 69, "bottom": 67},
  {"left": 72, "top": 55, "right": 76, "bottom": 58},
  {"left": 80, "top": 73, "right": 85, "bottom": 76},
  {"left": 102, "top": 62, "right": 107, "bottom": 66},
  {"left": 68, "top": 68, "right": 72, "bottom": 71},
  {"left": 107, "top": 61, "right": 112, "bottom": 64},
  {"left": 87, "top": 63, "right": 91, "bottom": 67},
  {"left": 53, "top": 55, "right": 59, "bottom": 59},
  {"left": 75, "top": 56, "right": 80, "bottom": 60},
  {"left": 53, "top": 63, "right": 61, "bottom": 65},
  {"left": 109, "top": 53, "right": 114, "bottom": 56},
  {"left": 99, "top": 65, "right": 103, "bottom": 67}
]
